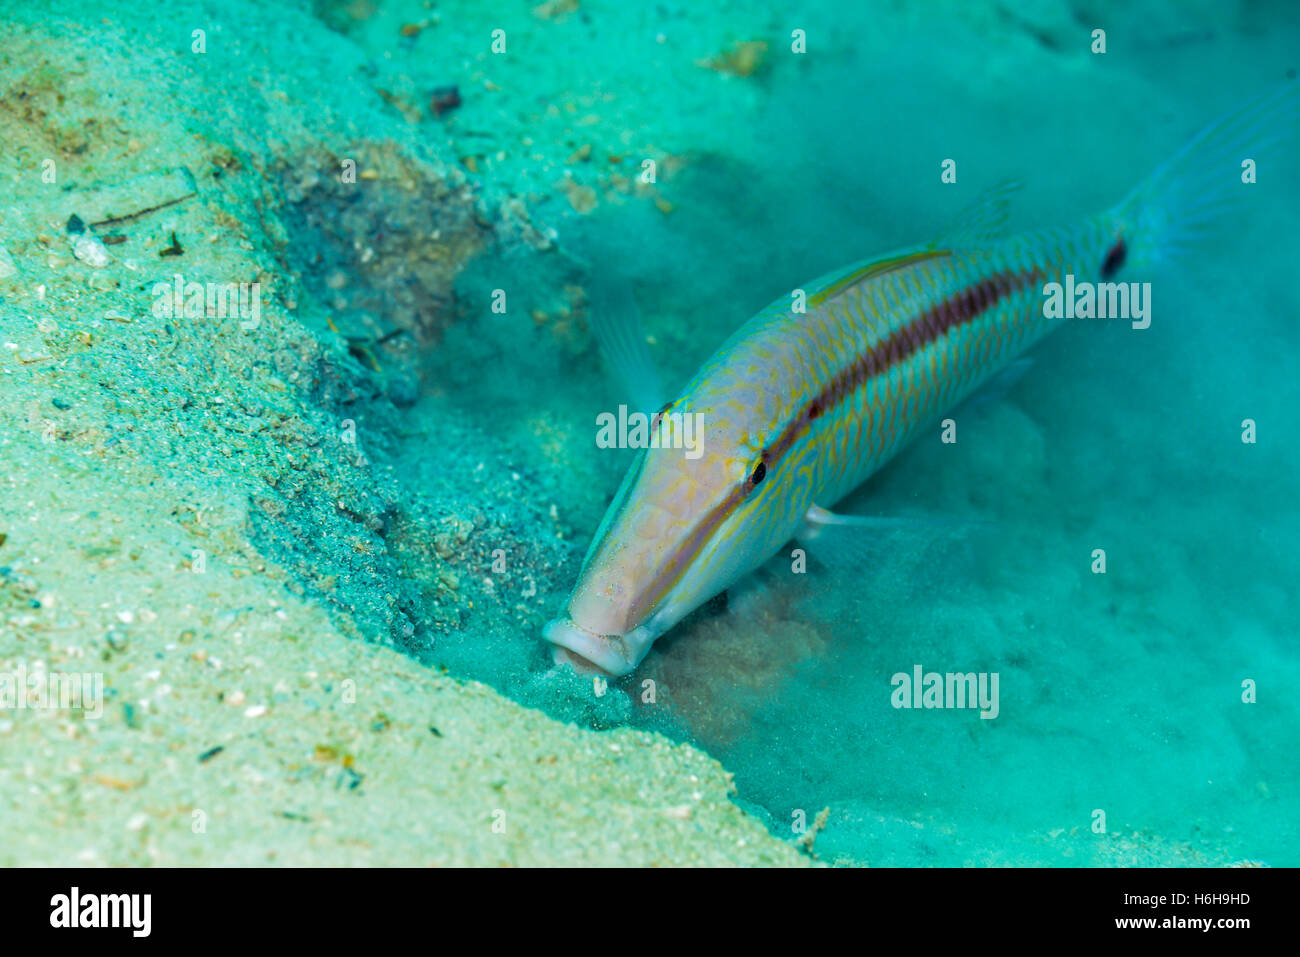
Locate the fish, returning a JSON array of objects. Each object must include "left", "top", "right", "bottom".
[{"left": 543, "top": 83, "right": 1298, "bottom": 676}]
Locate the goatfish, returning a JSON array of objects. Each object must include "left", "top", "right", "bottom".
[{"left": 544, "top": 83, "right": 1298, "bottom": 676}]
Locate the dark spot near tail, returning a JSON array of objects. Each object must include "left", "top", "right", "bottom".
[{"left": 1101, "top": 236, "right": 1126, "bottom": 279}]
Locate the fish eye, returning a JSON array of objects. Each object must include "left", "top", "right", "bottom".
[{"left": 750, "top": 462, "right": 766, "bottom": 486}]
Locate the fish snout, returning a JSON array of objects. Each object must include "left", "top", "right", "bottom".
[{"left": 542, "top": 616, "right": 654, "bottom": 677}]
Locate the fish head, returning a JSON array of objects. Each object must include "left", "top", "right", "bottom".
[{"left": 544, "top": 400, "right": 792, "bottom": 675}]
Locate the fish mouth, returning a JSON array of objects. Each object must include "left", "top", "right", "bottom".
[{"left": 542, "top": 616, "right": 654, "bottom": 677}]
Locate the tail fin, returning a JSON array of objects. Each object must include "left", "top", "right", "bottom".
[{"left": 1112, "top": 81, "right": 1300, "bottom": 271}]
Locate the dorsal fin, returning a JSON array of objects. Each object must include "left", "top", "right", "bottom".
[
  {"left": 933, "top": 180, "right": 1022, "bottom": 247},
  {"left": 587, "top": 280, "right": 665, "bottom": 414},
  {"left": 807, "top": 249, "right": 951, "bottom": 308}
]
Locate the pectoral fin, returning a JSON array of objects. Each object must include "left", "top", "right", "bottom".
[
  {"left": 797, "top": 504, "right": 993, "bottom": 570},
  {"left": 954, "top": 357, "right": 1034, "bottom": 416}
]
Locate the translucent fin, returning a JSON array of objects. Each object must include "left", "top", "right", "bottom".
[
  {"left": 953, "top": 357, "right": 1034, "bottom": 416},
  {"left": 934, "top": 180, "right": 1022, "bottom": 247},
  {"left": 796, "top": 504, "right": 993, "bottom": 571},
  {"left": 1113, "top": 80, "right": 1300, "bottom": 269},
  {"left": 585, "top": 280, "right": 665, "bottom": 414}
]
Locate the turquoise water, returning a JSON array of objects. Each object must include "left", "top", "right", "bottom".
[
  {"left": 15, "top": 0, "right": 1292, "bottom": 866},
  {"left": 412, "top": 0, "right": 1300, "bottom": 865}
]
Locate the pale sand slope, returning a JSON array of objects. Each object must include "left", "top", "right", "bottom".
[{"left": 0, "top": 0, "right": 805, "bottom": 866}]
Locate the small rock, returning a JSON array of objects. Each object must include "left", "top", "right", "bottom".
[
  {"left": 431, "top": 84, "right": 461, "bottom": 116},
  {"left": 73, "top": 233, "right": 111, "bottom": 268}
]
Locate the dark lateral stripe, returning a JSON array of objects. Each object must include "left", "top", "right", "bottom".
[
  {"left": 764, "top": 266, "right": 1046, "bottom": 469},
  {"left": 628, "top": 266, "right": 1043, "bottom": 623}
]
